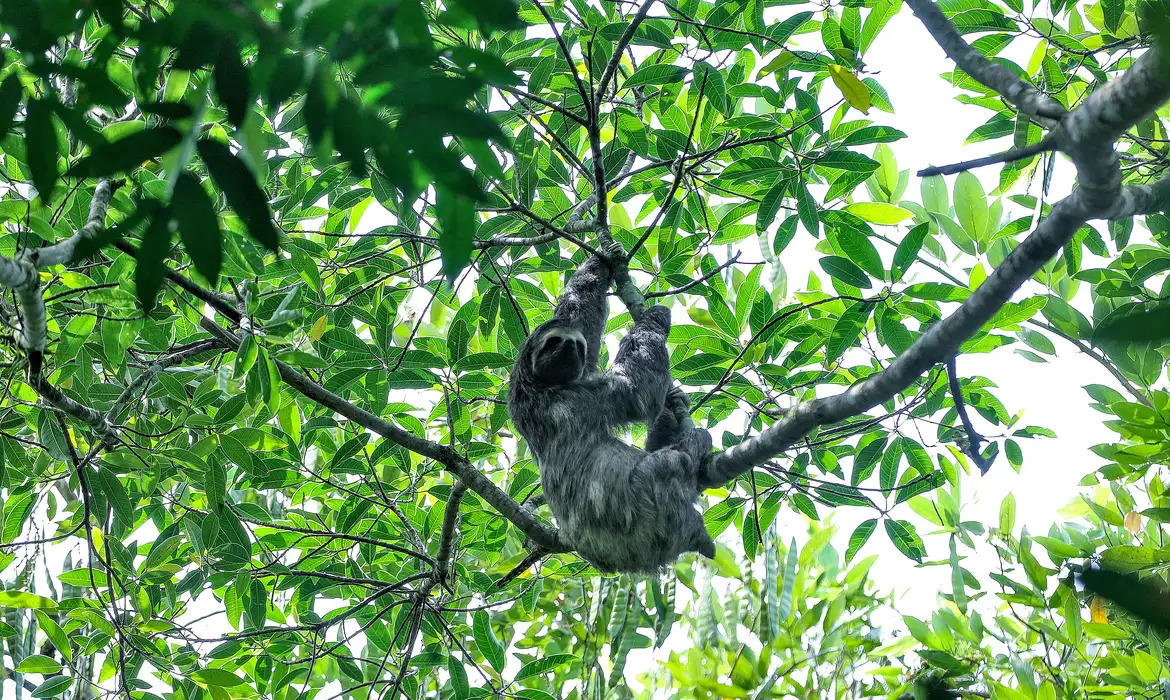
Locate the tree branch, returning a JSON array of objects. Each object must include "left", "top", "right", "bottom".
[
  {"left": 904, "top": 0, "right": 1066, "bottom": 126},
  {"left": 917, "top": 135, "right": 1057, "bottom": 177},
  {"left": 595, "top": 0, "right": 656, "bottom": 103},
  {"left": 196, "top": 317, "right": 569, "bottom": 553},
  {"left": 435, "top": 481, "right": 467, "bottom": 589},
  {"left": 946, "top": 357, "right": 991, "bottom": 474},
  {"left": 697, "top": 15, "right": 1170, "bottom": 489}
]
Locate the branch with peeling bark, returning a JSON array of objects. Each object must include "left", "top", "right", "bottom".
[{"left": 0, "top": 180, "right": 117, "bottom": 369}]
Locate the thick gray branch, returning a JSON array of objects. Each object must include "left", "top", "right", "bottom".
[
  {"left": 0, "top": 180, "right": 115, "bottom": 353},
  {"left": 1104, "top": 174, "right": 1170, "bottom": 218},
  {"left": 904, "top": 0, "right": 1065, "bottom": 125},
  {"left": 698, "top": 21, "right": 1170, "bottom": 488}
]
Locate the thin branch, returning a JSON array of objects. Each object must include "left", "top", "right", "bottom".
[
  {"left": 197, "top": 316, "right": 568, "bottom": 553},
  {"left": 496, "top": 548, "right": 546, "bottom": 589},
  {"left": 645, "top": 253, "right": 745, "bottom": 299},
  {"left": 945, "top": 357, "right": 991, "bottom": 474},
  {"left": 435, "top": 481, "right": 467, "bottom": 589},
  {"left": 534, "top": 2, "right": 593, "bottom": 120},
  {"left": 595, "top": 0, "right": 656, "bottom": 103},
  {"left": 918, "top": 135, "right": 1058, "bottom": 177}
]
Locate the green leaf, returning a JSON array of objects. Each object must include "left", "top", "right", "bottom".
[
  {"left": 949, "top": 535, "right": 968, "bottom": 613},
  {"left": 817, "top": 150, "right": 880, "bottom": 172},
  {"left": 756, "top": 178, "right": 790, "bottom": 233},
  {"left": 16, "top": 654, "right": 62, "bottom": 674},
  {"left": 693, "top": 61, "right": 728, "bottom": 113},
  {"left": 831, "top": 219, "right": 884, "bottom": 279},
  {"left": 779, "top": 538, "right": 798, "bottom": 619},
  {"left": 623, "top": 64, "right": 689, "bottom": 88},
  {"left": 448, "top": 655, "right": 469, "bottom": 699},
  {"left": 136, "top": 209, "right": 174, "bottom": 312},
  {"left": 1094, "top": 304, "right": 1170, "bottom": 343},
  {"left": 1099, "top": 545, "right": 1170, "bottom": 574},
  {"left": 828, "top": 65, "right": 870, "bottom": 113},
  {"left": 904, "top": 282, "right": 970, "bottom": 302},
  {"left": 516, "top": 653, "right": 576, "bottom": 680},
  {"left": 197, "top": 139, "right": 279, "bottom": 251},
  {"left": 815, "top": 484, "right": 874, "bottom": 508},
  {"left": 885, "top": 519, "right": 926, "bottom": 562},
  {"left": 840, "top": 125, "right": 906, "bottom": 147},
  {"left": 845, "top": 202, "right": 912, "bottom": 225},
  {"left": 32, "top": 675, "right": 73, "bottom": 698},
  {"left": 825, "top": 301, "right": 872, "bottom": 364},
  {"left": 819, "top": 256, "right": 872, "bottom": 288},
  {"left": 473, "top": 610, "right": 505, "bottom": 672},
  {"left": 70, "top": 127, "right": 182, "bottom": 178},
  {"left": 953, "top": 171, "right": 988, "bottom": 241},
  {"left": 845, "top": 519, "right": 877, "bottom": 564},
  {"left": 172, "top": 171, "right": 223, "bottom": 285},
  {"left": 0, "top": 591, "right": 58, "bottom": 610},
  {"left": 215, "top": 41, "right": 251, "bottom": 127},
  {"left": 35, "top": 609, "right": 71, "bottom": 663},
  {"left": 892, "top": 222, "right": 929, "bottom": 282},
  {"left": 437, "top": 191, "right": 475, "bottom": 282},
  {"left": 191, "top": 668, "right": 247, "bottom": 687},
  {"left": 0, "top": 73, "right": 22, "bottom": 140},
  {"left": 26, "top": 98, "right": 59, "bottom": 201},
  {"left": 795, "top": 182, "right": 819, "bottom": 236}
]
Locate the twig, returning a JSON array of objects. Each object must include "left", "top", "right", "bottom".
[
  {"left": 945, "top": 357, "right": 991, "bottom": 474},
  {"left": 496, "top": 548, "right": 546, "bottom": 589},
  {"left": 644, "top": 253, "right": 746, "bottom": 298},
  {"left": 918, "top": 135, "right": 1058, "bottom": 177}
]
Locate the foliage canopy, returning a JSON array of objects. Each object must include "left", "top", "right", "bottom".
[{"left": 1, "top": 0, "right": 1169, "bottom": 698}]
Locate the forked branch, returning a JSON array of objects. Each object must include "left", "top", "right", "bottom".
[{"left": 697, "top": 11, "right": 1170, "bottom": 489}]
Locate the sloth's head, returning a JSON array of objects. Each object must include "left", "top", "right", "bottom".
[{"left": 523, "top": 320, "right": 587, "bottom": 385}]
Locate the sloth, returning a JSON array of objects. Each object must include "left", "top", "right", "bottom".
[{"left": 508, "top": 246, "right": 716, "bottom": 573}]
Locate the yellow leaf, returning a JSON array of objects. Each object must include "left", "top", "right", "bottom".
[
  {"left": 610, "top": 202, "right": 632, "bottom": 229},
  {"left": 309, "top": 315, "right": 328, "bottom": 341},
  {"left": 843, "top": 202, "right": 912, "bottom": 225},
  {"left": 1090, "top": 595, "right": 1108, "bottom": 623},
  {"left": 1125, "top": 510, "right": 1142, "bottom": 534},
  {"left": 829, "top": 65, "right": 871, "bottom": 114}
]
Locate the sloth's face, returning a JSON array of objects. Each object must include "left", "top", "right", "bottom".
[{"left": 531, "top": 325, "right": 586, "bottom": 385}]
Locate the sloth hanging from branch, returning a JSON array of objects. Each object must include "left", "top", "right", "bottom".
[{"left": 508, "top": 240, "right": 716, "bottom": 573}]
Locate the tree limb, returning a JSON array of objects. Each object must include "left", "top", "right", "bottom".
[
  {"left": 697, "top": 14, "right": 1170, "bottom": 489},
  {"left": 196, "top": 317, "right": 569, "bottom": 553},
  {"left": 918, "top": 135, "right": 1058, "bottom": 177},
  {"left": 595, "top": 0, "right": 656, "bottom": 103},
  {"left": 904, "top": 0, "right": 1066, "bottom": 126},
  {"left": 945, "top": 357, "right": 991, "bottom": 474}
]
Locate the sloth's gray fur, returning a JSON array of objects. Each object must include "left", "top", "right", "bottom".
[{"left": 508, "top": 252, "right": 716, "bottom": 573}]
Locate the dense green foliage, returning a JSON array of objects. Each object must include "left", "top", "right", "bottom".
[{"left": 0, "top": 0, "right": 1168, "bottom": 699}]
